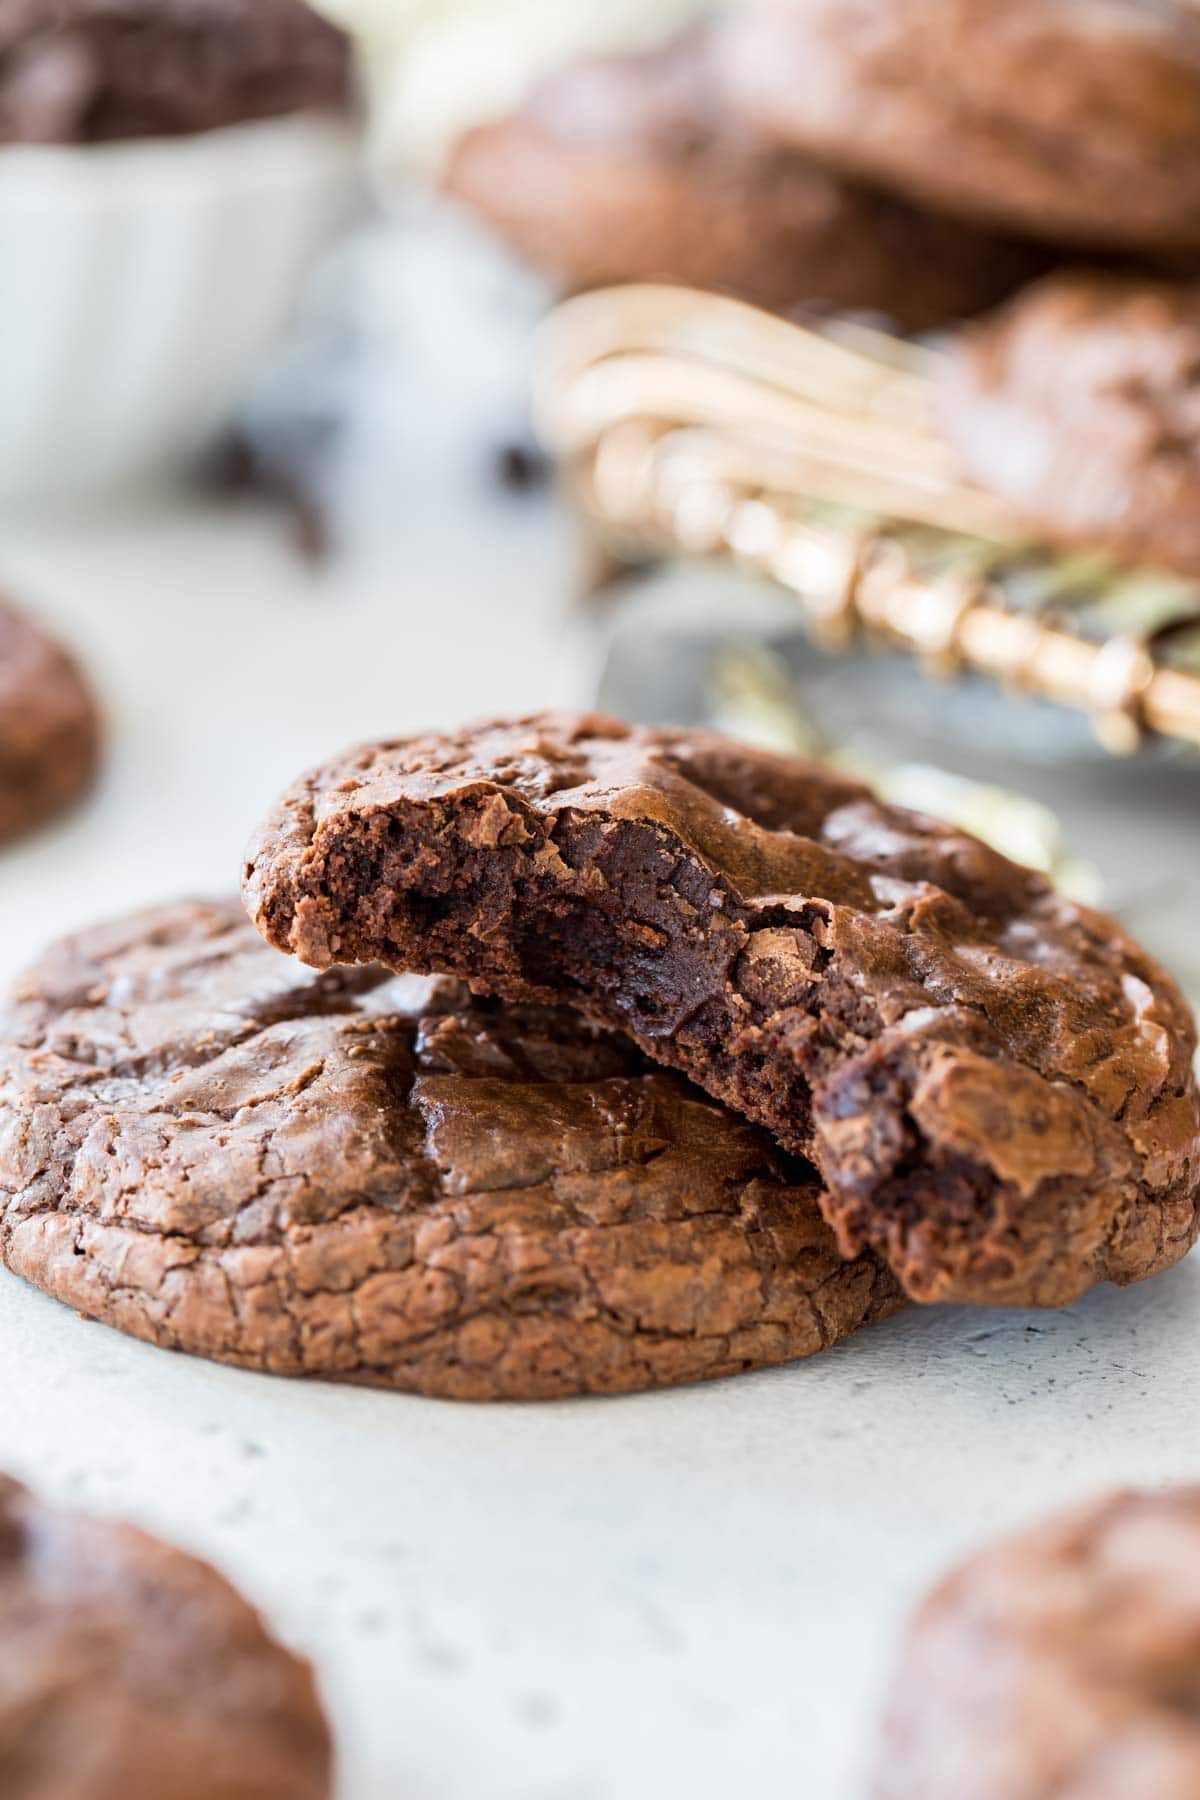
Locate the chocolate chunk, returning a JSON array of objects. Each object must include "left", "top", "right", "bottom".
[
  {"left": 939, "top": 272, "right": 1200, "bottom": 577},
  {"left": 0, "top": 1473, "right": 331, "bottom": 1800},
  {"left": 0, "top": 898, "right": 899, "bottom": 1400},
  {"left": 875, "top": 1487, "right": 1200, "bottom": 1800},
  {"left": 444, "top": 22, "right": 1047, "bottom": 330},
  {"left": 715, "top": 0, "right": 1200, "bottom": 254},
  {"left": 245, "top": 712, "right": 1200, "bottom": 1309},
  {"left": 0, "top": 596, "right": 100, "bottom": 848}
]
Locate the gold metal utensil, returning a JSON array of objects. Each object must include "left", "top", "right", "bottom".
[{"left": 535, "top": 285, "right": 1200, "bottom": 756}]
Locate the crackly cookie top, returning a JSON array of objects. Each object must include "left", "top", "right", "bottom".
[
  {"left": 875, "top": 1487, "right": 1200, "bottom": 1800},
  {"left": 939, "top": 272, "right": 1200, "bottom": 577},
  {"left": 715, "top": 0, "right": 1200, "bottom": 252},
  {"left": 0, "top": 1474, "right": 330, "bottom": 1800},
  {"left": 0, "top": 898, "right": 897, "bottom": 1399},
  {"left": 443, "top": 21, "right": 1045, "bottom": 326},
  {"left": 0, "top": 597, "right": 100, "bottom": 847},
  {"left": 244, "top": 712, "right": 1200, "bottom": 1306},
  {"left": 0, "top": 0, "right": 350, "bottom": 143}
]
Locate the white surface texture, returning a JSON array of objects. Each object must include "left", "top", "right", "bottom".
[{"left": 1, "top": 472, "right": 1199, "bottom": 1800}]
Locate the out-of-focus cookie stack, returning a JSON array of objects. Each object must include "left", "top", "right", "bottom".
[
  {"left": 443, "top": 2, "right": 1200, "bottom": 329},
  {"left": 443, "top": 20, "right": 1049, "bottom": 332},
  {"left": 450, "top": 3, "right": 1200, "bottom": 755},
  {"left": 707, "top": 0, "right": 1200, "bottom": 577}
]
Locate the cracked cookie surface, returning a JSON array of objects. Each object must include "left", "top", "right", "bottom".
[
  {"left": 245, "top": 712, "right": 1200, "bottom": 1309},
  {"left": 444, "top": 22, "right": 1044, "bottom": 330},
  {"left": 0, "top": 1473, "right": 330, "bottom": 1800},
  {"left": 0, "top": 597, "right": 99, "bottom": 848},
  {"left": 875, "top": 1487, "right": 1200, "bottom": 1800},
  {"left": 0, "top": 898, "right": 898, "bottom": 1399}
]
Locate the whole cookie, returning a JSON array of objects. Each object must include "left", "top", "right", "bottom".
[
  {"left": 0, "top": 597, "right": 100, "bottom": 847},
  {"left": 444, "top": 25, "right": 1045, "bottom": 329},
  {"left": 875, "top": 1487, "right": 1200, "bottom": 1799},
  {"left": 0, "top": 0, "right": 350, "bottom": 144},
  {"left": 245, "top": 713, "right": 1200, "bottom": 1310},
  {"left": 0, "top": 898, "right": 900, "bottom": 1400},
  {"left": 0, "top": 1474, "right": 331, "bottom": 1800},
  {"left": 716, "top": 0, "right": 1200, "bottom": 253},
  {"left": 939, "top": 272, "right": 1200, "bottom": 577}
]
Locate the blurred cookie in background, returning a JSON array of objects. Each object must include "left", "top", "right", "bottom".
[
  {"left": 875, "top": 1487, "right": 1200, "bottom": 1800},
  {"left": 0, "top": 1474, "right": 332, "bottom": 1800},
  {"left": 444, "top": 23, "right": 1047, "bottom": 330},
  {"left": 716, "top": 0, "right": 1200, "bottom": 255},
  {"left": 0, "top": 2, "right": 361, "bottom": 505},
  {"left": 939, "top": 272, "right": 1200, "bottom": 577},
  {"left": 0, "top": 595, "right": 99, "bottom": 847},
  {"left": 0, "top": 0, "right": 352, "bottom": 143}
]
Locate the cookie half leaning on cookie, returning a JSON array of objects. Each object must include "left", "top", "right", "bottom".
[
  {"left": 444, "top": 21, "right": 1046, "bottom": 330},
  {"left": 0, "top": 595, "right": 100, "bottom": 847},
  {"left": 938, "top": 272, "right": 1200, "bottom": 578},
  {"left": 874, "top": 1487, "right": 1200, "bottom": 1800},
  {"left": 0, "top": 898, "right": 900, "bottom": 1399},
  {"left": 0, "top": 1473, "right": 331, "bottom": 1800},
  {"left": 714, "top": 0, "right": 1200, "bottom": 254},
  {"left": 245, "top": 714, "right": 1200, "bottom": 1310}
]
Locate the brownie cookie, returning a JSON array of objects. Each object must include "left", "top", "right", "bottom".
[
  {"left": 0, "top": 597, "right": 100, "bottom": 848},
  {"left": 245, "top": 713, "right": 1200, "bottom": 1309},
  {"left": 0, "top": 898, "right": 900, "bottom": 1399},
  {"left": 716, "top": 0, "right": 1200, "bottom": 254},
  {"left": 875, "top": 1487, "right": 1200, "bottom": 1799},
  {"left": 0, "top": 1473, "right": 331, "bottom": 1800},
  {"left": 444, "top": 24, "right": 1046, "bottom": 330},
  {"left": 0, "top": 0, "right": 350, "bottom": 145},
  {"left": 939, "top": 272, "right": 1200, "bottom": 577}
]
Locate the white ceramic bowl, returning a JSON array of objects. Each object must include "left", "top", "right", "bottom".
[{"left": 0, "top": 113, "right": 360, "bottom": 504}]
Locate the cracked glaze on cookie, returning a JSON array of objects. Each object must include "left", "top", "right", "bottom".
[
  {"left": 875, "top": 1487, "right": 1200, "bottom": 1800},
  {"left": 0, "top": 1474, "right": 330, "bottom": 1800},
  {"left": 0, "top": 597, "right": 99, "bottom": 847},
  {"left": 245, "top": 713, "right": 1200, "bottom": 1308},
  {"left": 0, "top": 899, "right": 898, "bottom": 1400}
]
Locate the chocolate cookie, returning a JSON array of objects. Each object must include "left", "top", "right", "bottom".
[
  {"left": 444, "top": 25, "right": 1045, "bottom": 330},
  {"left": 0, "top": 0, "right": 350, "bottom": 144},
  {"left": 875, "top": 1487, "right": 1200, "bottom": 1800},
  {"left": 0, "top": 898, "right": 899, "bottom": 1399},
  {"left": 716, "top": 0, "right": 1200, "bottom": 254},
  {"left": 0, "top": 1473, "right": 331, "bottom": 1800},
  {"left": 245, "top": 713, "right": 1200, "bottom": 1309},
  {"left": 939, "top": 272, "right": 1200, "bottom": 577},
  {"left": 0, "top": 597, "right": 100, "bottom": 848}
]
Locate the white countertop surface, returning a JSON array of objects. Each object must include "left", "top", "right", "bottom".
[{"left": 3, "top": 283, "right": 1200, "bottom": 1800}]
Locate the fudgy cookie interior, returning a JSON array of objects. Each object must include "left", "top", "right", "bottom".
[{"left": 245, "top": 715, "right": 1200, "bottom": 1310}]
